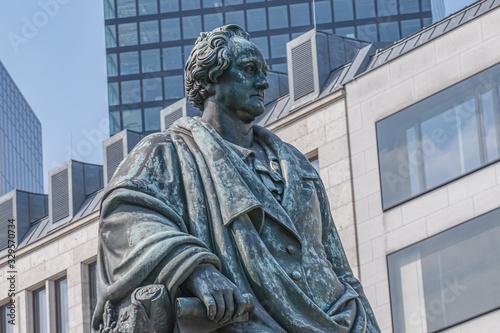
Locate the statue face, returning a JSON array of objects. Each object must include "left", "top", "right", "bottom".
[{"left": 212, "top": 37, "right": 269, "bottom": 123}]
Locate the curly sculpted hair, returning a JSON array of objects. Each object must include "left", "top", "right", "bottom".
[{"left": 184, "top": 24, "right": 250, "bottom": 111}]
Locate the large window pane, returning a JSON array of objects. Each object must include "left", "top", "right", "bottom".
[
  {"left": 356, "top": 0, "right": 375, "bottom": 19},
  {"left": 56, "top": 278, "right": 69, "bottom": 333},
  {"left": 110, "top": 111, "right": 121, "bottom": 135},
  {"left": 204, "top": 13, "right": 223, "bottom": 31},
  {"left": 121, "top": 80, "right": 141, "bottom": 104},
  {"left": 225, "top": 10, "right": 245, "bottom": 29},
  {"left": 140, "top": 21, "right": 159, "bottom": 44},
  {"left": 270, "top": 34, "right": 289, "bottom": 58},
  {"left": 108, "top": 82, "right": 119, "bottom": 106},
  {"left": 269, "top": 6, "right": 288, "bottom": 30},
  {"left": 141, "top": 49, "right": 161, "bottom": 73},
  {"left": 184, "top": 45, "right": 194, "bottom": 63},
  {"left": 252, "top": 36, "right": 269, "bottom": 59},
  {"left": 183, "top": 16, "right": 202, "bottom": 39},
  {"left": 120, "top": 51, "right": 139, "bottom": 75},
  {"left": 203, "top": 0, "right": 222, "bottom": 8},
  {"left": 378, "top": 0, "right": 397, "bottom": 16},
  {"left": 336, "top": 26, "right": 355, "bottom": 38},
  {"left": 388, "top": 208, "right": 500, "bottom": 332},
  {"left": 357, "top": 24, "right": 378, "bottom": 42},
  {"left": 89, "top": 263, "right": 97, "bottom": 322},
  {"left": 379, "top": 21, "right": 400, "bottom": 42},
  {"left": 421, "top": 0, "right": 431, "bottom": 11},
  {"left": 160, "top": 0, "right": 178, "bottom": 12},
  {"left": 333, "top": 0, "right": 354, "bottom": 21},
  {"left": 105, "top": 25, "right": 117, "bottom": 48},
  {"left": 401, "top": 19, "right": 422, "bottom": 38},
  {"left": 104, "top": 0, "right": 116, "bottom": 19},
  {"left": 138, "top": 0, "right": 157, "bottom": 15},
  {"left": 400, "top": 0, "right": 420, "bottom": 14},
  {"left": 33, "top": 288, "right": 47, "bottom": 333},
  {"left": 118, "top": 23, "right": 138, "bottom": 46},
  {"left": 117, "top": 0, "right": 136, "bottom": 17},
  {"left": 1, "top": 304, "right": 14, "bottom": 333},
  {"left": 123, "top": 109, "right": 143, "bottom": 132},
  {"left": 315, "top": 0, "right": 332, "bottom": 25},
  {"left": 143, "top": 78, "right": 163, "bottom": 101},
  {"left": 163, "top": 46, "right": 183, "bottom": 70},
  {"left": 161, "top": 18, "right": 180, "bottom": 42},
  {"left": 377, "top": 63, "right": 500, "bottom": 209},
  {"left": 182, "top": 0, "right": 200, "bottom": 10},
  {"left": 164, "top": 75, "right": 185, "bottom": 99},
  {"left": 290, "top": 3, "right": 311, "bottom": 27},
  {"left": 247, "top": 8, "right": 267, "bottom": 32},
  {"left": 106, "top": 54, "right": 118, "bottom": 77},
  {"left": 144, "top": 107, "right": 162, "bottom": 131}
]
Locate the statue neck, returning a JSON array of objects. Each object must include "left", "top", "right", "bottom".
[{"left": 202, "top": 101, "right": 255, "bottom": 149}]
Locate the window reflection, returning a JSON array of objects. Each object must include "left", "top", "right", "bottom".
[
  {"left": 143, "top": 78, "right": 163, "bottom": 102},
  {"left": 120, "top": 51, "right": 139, "bottom": 75},
  {"left": 182, "top": 0, "right": 200, "bottom": 10},
  {"left": 379, "top": 22, "right": 400, "bottom": 42},
  {"left": 270, "top": 34, "right": 289, "bottom": 58},
  {"left": 141, "top": 49, "right": 161, "bottom": 73},
  {"left": 1, "top": 303, "right": 14, "bottom": 333},
  {"left": 183, "top": 16, "right": 202, "bottom": 39},
  {"left": 121, "top": 80, "right": 141, "bottom": 104},
  {"left": 377, "top": 63, "right": 500, "bottom": 209},
  {"left": 378, "top": 0, "right": 397, "bottom": 16},
  {"left": 104, "top": 0, "right": 115, "bottom": 19},
  {"left": 110, "top": 111, "right": 121, "bottom": 135},
  {"left": 105, "top": 25, "right": 117, "bottom": 48},
  {"left": 56, "top": 278, "right": 69, "bottom": 333},
  {"left": 333, "top": 0, "right": 354, "bottom": 21},
  {"left": 123, "top": 109, "right": 143, "bottom": 132},
  {"left": 161, "top": 18, "right": 180, "bottom": 42},
  {"left": 33, "top": 288, "right": 47, "bottom": 333},
  {"left": 315, "top": 1, "right": 332, "bottom": 24},
  {"left": 355, "top": 0, "right": 376, "bottom": 19},
  {"left": 357, "top": 24, "right": 377, "bottom": 42},
  {"left": 225, "top": 11, "right": 245, "bottom": 29},
  {"left": 399, "top": 0, "right": 420, "bottom": 14},
  {"left": 388, "top": 207, "right": 500, "bottom": 332},
  {"left": 145, "top": 107, "right": 162, "bottom": 131},
  {"left": 247, "top": 8, "right": 267, "bottom": 32},
  {"left": 252, "top": 36, "right": 269, "bottom": 59},
  {"left": 160, "top": 0, "right": 178, "bottom": 13},
  {"left": 204, "top": 13, "right": 223, "bottom": 31},
  {"left": 164, "top": 75, "right": 185, "bottom": 100},
  {"left": 290, "top": 3, "right": 310, "bottom": 27},
  {"left": 138, "top": 0, "right": 157, "bottom": 15},
  {"left": 401, "top": 19, "right": 422, "bottom": 38},
  {"left": 118, "top": 23, "right": 138, "bottom": 46},
  {"left": 117, "top": 0, "right": 136, "bottom": 18},
  {"left": 163, "top": 47, "right": 183, "bottom": 70},
  {"left": 108, "top": 83, "right": 119, "bottom": 106},
  {"left": 269, "top": 6, "right": 288, "bottom": 30},
  {"left": 106, "top": 54, "right": 118, "bottom": 77},
  {"left": 140, "top": 21, "right": 159, "bottom": 44}
]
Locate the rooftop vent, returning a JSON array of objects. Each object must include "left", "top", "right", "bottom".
[
  {"left": 0, "top": 190, "right": 48, "bottom": 250},
  {"left": 48, "top": 160, "right": 103, "bottom": 224},
  {"left": 287, "top": 30, "right": 373, "bottom": 108},
  {"left": 161, "top": 98, "right": 202, "bottom": 131},
  {"left": 103, "top": 130, "right": 144, "bottom": 184}
]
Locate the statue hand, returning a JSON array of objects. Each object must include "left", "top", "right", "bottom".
[{"left": 184, "top": 264, "right": 251, "bottom": 323}]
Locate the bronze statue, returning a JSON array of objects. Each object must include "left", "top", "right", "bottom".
[{"left": 93, "top": 24, "right": 380, "bottom": 333}]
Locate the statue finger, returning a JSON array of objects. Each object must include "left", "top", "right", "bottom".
[
  {"left": 203, "top": 294, "right": 217, "bottom": 321},
  {"left": 212, "top": 291, "right": 225, "bottom": 322},
  {"left": 233, "top": 289, "right": 248, "bottom": 318},
  {"left": 221, "top": 291, "right": 235, "bottom": 323}
]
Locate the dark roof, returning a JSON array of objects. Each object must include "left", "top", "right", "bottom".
[
  {"left": 15, "top": 189, "right": 103, "bottom": 250},
  {"left": 260, "top": 0, "right": 499, "bottom": 127}
]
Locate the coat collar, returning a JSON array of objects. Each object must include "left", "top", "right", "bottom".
[{"left": 171, "top": 117, "right": 319, "bottom": 244}]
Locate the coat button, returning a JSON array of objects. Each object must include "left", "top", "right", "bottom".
[
  {"left": 291, "top": 271, "right": 302, "bottom": 281},
  {"left": 286, "top": 245, "right": 296, "bottom": 255}
]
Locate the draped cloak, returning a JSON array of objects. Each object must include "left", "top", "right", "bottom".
[{"left": 92, "top": 117, "right": 380, "bottom": 333}]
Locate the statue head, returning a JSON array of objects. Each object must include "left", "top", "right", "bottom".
[{"left": 185, "top": 24, "right": 254, "bottom": 111}]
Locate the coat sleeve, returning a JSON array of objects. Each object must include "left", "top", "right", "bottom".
[
  {"left": 315, "top": 177, "right": 381, "bottom": 333},
  {"left": 92, "top": 133, "right": 220, "bottom": 331}
]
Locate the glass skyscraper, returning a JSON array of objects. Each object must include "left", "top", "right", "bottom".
[
  {"left": 0, "top": 60, "right": 43, "bottom": 195},
  {"left": 104, "top": 0, "right": 437, "bottom": 135}
]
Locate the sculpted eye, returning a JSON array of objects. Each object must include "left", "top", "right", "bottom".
[{"left": 245, "top": 64, "right": 255, "bottom": 73}]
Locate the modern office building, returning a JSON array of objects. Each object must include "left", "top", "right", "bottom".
[
  {"left": 0, "top": 60, "right": 43, "bottom": 195},
  {"left": 2, "top": 0, "right": 499, "bottom": 332},
  {"left": 104, "top": 0, "right": 443, "bottom": 136}
]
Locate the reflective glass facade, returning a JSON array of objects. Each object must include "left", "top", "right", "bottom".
[
  {"left": 377, "top": 63, "right": 500, "bottom": 210},
  {"left": 0, "top": 61, "right": 43, "bottom": 195},
  {"left": 388, "top": 207, "right": 500, "bottom": 332},
  {"left": 104, "top": 0, "right": 434, "bottom": 135}
]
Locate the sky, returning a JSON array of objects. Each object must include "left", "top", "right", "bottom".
[{"left": 0, "top": 0, "right": 477, "bottom": 194}]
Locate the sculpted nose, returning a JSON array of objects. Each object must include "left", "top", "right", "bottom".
[{"left": 256, "top": 72, "right": 269, "bottom": 91}]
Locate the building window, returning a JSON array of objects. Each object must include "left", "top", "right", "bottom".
[
  {"left": 141, "top": 49, "right": 161, "bottom": 73},
  {"left": 355, "top": 0, "right": 376, "bottom": 19},
  {"left": 103, "top": 0, "right": 115, "bottom": 19},
  {"left": 401, "top": 19, "right": 422, "bottom": 38},
  {"left": 123, "top": 109, "right": 143, "bottom": 132},
  {"left": 309, "top": 156, "right": 320, "bottom": 173},
  {"left": 333, "top": 0, "right": 354, "bottom": 22},
  {"left": 33, "top": 287, "right": 47, "bottom": 333},
  {"left": 399, "top": 0, "right": 420, "bottom": 14},
  {"left": 270, "top": 34, "right": 289, "bottom": 58},
  {"left": 121, "top": 80, "right": 141, "bottom": 104},
  {"left": 138, "top": 0, "right": 158, "bottom": 15},
  {"left": 1, "top": 303, "right": 14, "bottom": 333},
  {"left": 144, "top": 107, "right": 162, "bottom": 132},
  {"left": 388, "top": 207, "right": 500, "bottom": 332},
  {"left": 160, "top": 0, "right": 178, "bottom": 13},
  {"left": 377, "top": 63, "right": 500, "bottom": 210},
  {"left": 161, "top": 18, "right": 181, "bottom": 42},
  {"left": 182, "top": 16, "right": 202, "bottom": 39},
  {"left": 314, "top": 0, "right": 333, "bottom": 25},
  {"left": 110, "top": 111, "right": 121, "bottom": 135},
  {"left": 143, "top": 78, "right": 163, "bottom": 102},
  {"left": 204, "top": 13, "right": 223, "bottom": 31},
  {"left": 55, "top": 278, "right": 69, "bottom": 333},
  {"left": 106, "top": 54, "right": 118, "bottom": 77},
  {"left": 118, "top": 23, "right": 138, "bottom": 46},
  {"left": 105, "top": 25, "right": 117, "bottom": 48},
  {"left": 252, "top": 36, "right": 269, "bottom": 59},
  {"left": 140, "top": 21, "right": 159, "bottom": 44},
  {"left": 357, "top": 24, "right": 377, "bottom": 42},
  {"left": 224, "top": 10, "right": 245, "bottom": 29},
  {"left": 378, "top": 0, "right": 398, "bottom": 16},
  {"left": 268, "top": 6, "right": 289, "bottom": 30},
  {"left": 182, "top": 0, "right": 200, "bottom": 10},
  {"left": 89, "top": 262, "right": 98, "bottom": 323},
  {"left": 290, "top": 3, "right": 311, "bottom": 27},
  {"left": 164, "top": 75, "right": 185, "bottom": 100},
  {"left": 247, "top": 8, "right": 267, "bottom": 32},
  {"left": 379, "top": 21, "right": 400, "bottom": 42},
  {"left": 119, "top": 51, "right": 139, "bottom": 75}
]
